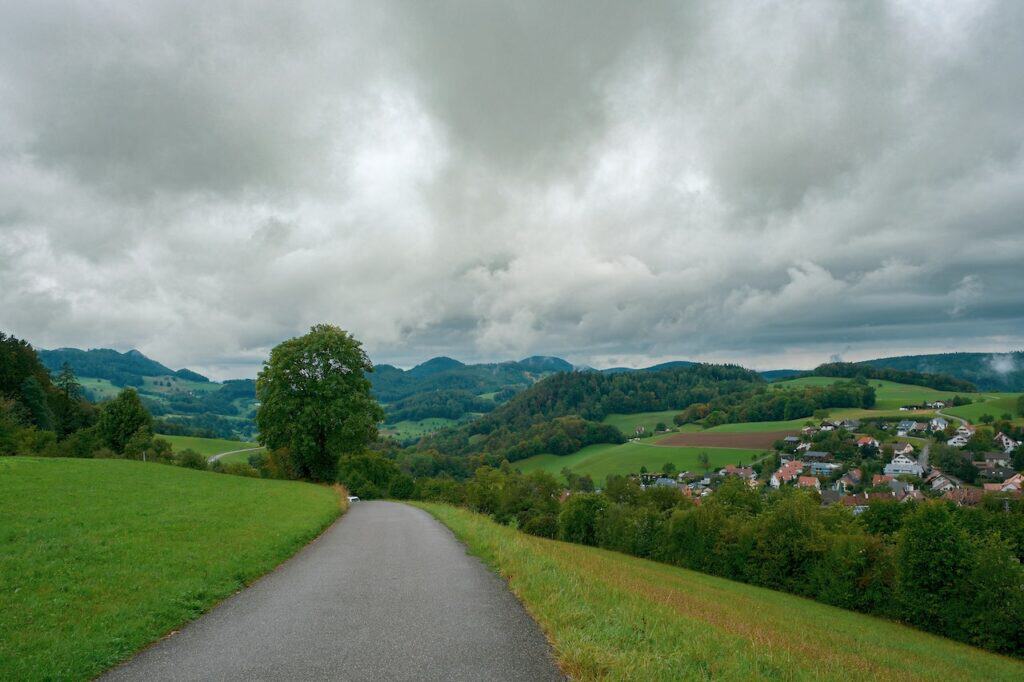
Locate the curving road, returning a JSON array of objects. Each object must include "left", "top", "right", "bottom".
[{"left": 102, "top": 501, "right": 562, "bottom": 681}]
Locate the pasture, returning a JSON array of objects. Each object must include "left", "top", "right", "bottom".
[
  {"left": 514, "top": 441, "right": 763, "bottom": 483},
  {"left": 161, "top": 434, "right": 257, "bottom": 458},
  {"left": 771, "top": 376, "right": 964, "bottom": 410},
  {"left": 381, "top": 417, "right": 461, "bottom": 441},
  {"left": 655, "top": 430, "right": 796, "bottom": 449},
  {"left": 942, "top": 393, "right": 1023, "bottom": 424},
  {"left": 417, "top": 504, "right": 1024, "bottom": 682},
  {"left": 0, "top": 458, "right": 340, "bottom": 681},
  {"left": 602, "top": 410, "right": 690, "bottom": 436}
]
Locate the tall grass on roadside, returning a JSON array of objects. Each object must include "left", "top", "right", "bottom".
[{"left": 415, "top": 502, "right": 1024, "bottom": 681}]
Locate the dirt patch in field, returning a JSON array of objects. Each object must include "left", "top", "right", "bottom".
[{"left": 655, "top": 430, "right": 797, "bottom": 449}]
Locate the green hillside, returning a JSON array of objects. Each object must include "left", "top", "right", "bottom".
[
  {"left": 943, "top": 393, "right": 1024, "bottom": 424},
  {"left": 418, "top": 503, "right": 1024, "bottom": 681},
  {"left": 772, "top": 376, "right": 963, "bottom": 410},
  {"left": 860, "top": 352, "right": 1024, "bottom": 392},
  {"left": 515, "top": 441, "right": 763, "bottom": 483},
  {"left": 0, "top": 458, "right": 340, "bottom": 681}
]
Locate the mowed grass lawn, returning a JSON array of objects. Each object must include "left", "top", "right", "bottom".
[
  {"left": 514, "top": 442, "right": 763, "bottom": 483},
  {"left": 0, "top": 458, "right": 341, "bottom": 681},
  {"left": 416, "top": 503, "right": 1024, "bottom": 681},
  {"left": 161, "top": 434, "right": 257, "bottom": 458}
]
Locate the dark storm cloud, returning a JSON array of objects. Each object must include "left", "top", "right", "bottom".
[{"left": 1, "top": 1, "right": 1022, "bottom": 378}]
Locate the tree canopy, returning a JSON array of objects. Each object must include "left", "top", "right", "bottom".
[{"left": 256, "top": 324, "right": 384, "bottom": 481}]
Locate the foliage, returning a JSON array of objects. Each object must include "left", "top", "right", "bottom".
[
  {"left": 256, "top": 325, "right": 384, "bottom": 481},
  {"left": 96, "top": 388, "right": 152, "bottom": 453},
  {"left": 176, "top": 448, "right": 207, "bottom": 470},
  {"left": 810, "top": 361, "right": 977, "bottom": 393},
  {"left": 385, "top": 388, "right": 496, "bottom": 422},
  {"left": 859, "top": 351, "right": 1024, "bottom": 392}
]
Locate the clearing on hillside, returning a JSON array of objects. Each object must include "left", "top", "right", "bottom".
[
  {"left": 655, "top": 430, "right": 797, "bottom": 449},
  {"left": 417, "top": 503, "right": 1024, "bottom": 681},
  {"left": 0, "top": 458, "right": 340, "bottom": 681},
  {"left": 161, "top": 434, "right": 257, "bottom": 458}
]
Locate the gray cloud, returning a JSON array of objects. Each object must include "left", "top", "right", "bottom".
[{"left": 1, "top": 0, "right": 1023, "bottom": 378}]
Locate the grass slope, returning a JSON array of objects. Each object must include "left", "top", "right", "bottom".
[
  {"left": 161, "top": 434, "right": 257, "bottom": 458},
  {"left": 417, "top": 503, "right": 1024, "bottom": 681},
  {"left": 603, "top": 410, "right": 685, "bottom": 436},
  {"left": 381, "top": 417, "right": 461, "bottom": 441},
  {"left": 515, "top": 442, "right": 762, "bottom": 483},
  {"left": 0, "top": 458, "right": 340, "bottom": 681},
  {"left": 942, "top": 393, "right": 1023, "bottom": 424}
]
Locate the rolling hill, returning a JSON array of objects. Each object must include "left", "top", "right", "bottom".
[{"left": 858, "top": 351, "right": 1024, "bottom": 391}]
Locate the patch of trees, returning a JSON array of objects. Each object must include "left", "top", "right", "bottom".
[
  {"left": 417, "top": 469, "right": 1024, "bottom": 657},
  {"left": 385, "top": 389, "right": 496, "bottom": 422},
  {"left": 674, "top": 380, "right": 876, "bottom": 426},
  {"left": 807, "top": 362, "right": 976, "bottom": 393}
]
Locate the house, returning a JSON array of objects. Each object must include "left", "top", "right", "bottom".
[
  {"left": 1001, "top": 473, "right": 1024, "bottom": 492},
  {"left": 819, "top": 490, "right": 843, "bottom": 506},
  {"left": 926, "top": 471, "right": 961, "bottom": 493},
  {"left": 872, "top": 474, "right": 894, "bottom": 487},
  {"left": 980, "top": 465, "right": 1017, "bottom": 482},
  {"left": 896, "top": 420, "right": 917, "bottom": 436},
  {"left": 926, "top": 401, "right": 947, "bottom": 409},
  {"left": 819, "top": 422, "right": 836, "bottom": 432},
  {"left": 930, "top": 417, "right": 948, "bottom": 431},
  {"left": 770, "top": 460, "right": 804, "bottom": 488},
  {"left": 719, "top": 464, "right": 756, "bottom": 480},
  {"left": 796, "top": 476, "right": 821, "bottom": 490},
  {"left": 944, "top": 487, "right": 984, "bottom": 507},
  {"left": 984, "top": 483, "right": 1004, "bottom": 492},
  {"left": 856, "top": 436, "right": 880, "bottom": 449},
  {"left": 833, "top": 468, "right": 862, "bottom": 493},
  {"left": 901, "top": 490, "right": 925, "bottom": 503},
  {"left": 914, "top": 422, "right": 929, "bottom": 433},
  {"left": 980, "top": 452, "right": 1010, "bottom": 467},
  {"left": 808, "top": 461, "right": 841, "bottom": 476},
  {"left": 947, "top": 434, "right": 970, "bottom": 448},
  {"left": 795, "top": 442, "right": 812, "bottom": 452},
  {"left": 652, "top": 477, "right": 680, "bottom": 489},
  {"left": 994, "top": 432, "right": 1021, "bottom": 454},
  {"left": 955, "top": 425, "right": 975, "bottom": 438},
  {"left": 884, "top": 452, "right": 924, "bottom": 477},
  {"left": 840, "top": 419, "right": 861, "bottom": 431},
  {"left": 893, "top": 442, "right": 915, "bottom": 457},
  {"left": 801, "top": 425, "right": 819, "bottom": 436},
  {"left": 802, "top": 451, "right": 832, "bottom": 462}
]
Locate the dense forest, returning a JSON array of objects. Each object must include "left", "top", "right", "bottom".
[
  {"left": 385, "top": 389, "right": 497, "bottom": 422},
  {"left": 805, "top": 362, "right": 976, "bottom": 393},
  {"left": 370, "top": 356, "right": 569, "bottom": 404},
  {"left": 674, "top": 380, "right": 876, "bottom": 426},
  {"left": 858, "top": 352, "right": 1024, "bottom": 392}
]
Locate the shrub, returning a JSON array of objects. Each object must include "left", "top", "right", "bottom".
[
  {"left": 558, "top": 494, "right": 605, "bottom": 546},
  {"left": 221, "top": 462, "right": 259, "bottom": 478},
  {"left": 177, "top": 449, "right": 207, "bottom": 470}
]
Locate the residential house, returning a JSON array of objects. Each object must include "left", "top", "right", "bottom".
[
  {"left": 926, "top": 471, "right": 961, "bottom": 493},
  {"left": 896, "top": 420, "right": 917, "bottom": 436},
  {"left": 947, "top": 434, "right": 970, "bottom": 448},
  {"left": 872, "top": 474, "right": 894, "bottom": 487},
  {"left": 884, "top": 452, "right": 924, "bottom": 477},
  {"left": 819, "top": 422, "right": 836, "bottom": 432},
  {"left": 809, "top": 461, "right": 841, "bottom": 476},
  {"left": 926, "top": 401, "right": 947, "bottom": 409},
  {"left": 841, "top": 494, "right": 871, "bottom": 515},
  {"left": 955, "top": 425, "right": 975, "bottom": 439},
  {"left": 980, "top": 452, "right": 1010, "bottom": 468},
  {"left": 802, "top": 451, "right": 832, "bottom": 462},
  {"left": 801, "top": 425, "right": 819, "bottom": 436},
  {"left": 944, "top": 487, "right": 984, "bottom": 507},
  {"left": 979, "top": 465, "right": 1017, "bottom": 482},
  {"left": 994, "top": 432, "right": 1021, "bottom": 454},
  {"left": 796, "top": 476, "right": 821, "bottom": 491},
  {"left": 770, "top": 460, "right": 804, "bottom": 488},
  {"left": 856, "top": 436, "right": 880, "bottom": 449},
  {"left": 719, "top": 464, "right": 756, "bottom": 480},
  {"left": 1001, "top": 473, "right": 1024, "bottom": 492},
  {"left": 833, "top": 468, "right": 862, "bottom": 493},
  {"left": 901, "top": 490, "right": 925, "bottom": 503},
  {"left": 929, "top": 417, "right": 948, "bottom": 431},
  {"left": 795, "top": 442, "right": 812, "bottom": 453},
  {"left": 893, "top": 442, "right": 915, "bottom": 457},
  {"left": 840, "top": 419, "right": 861, "bottom": 431},
  {"left": 782, "top": 436, "right": 802, "bottom": 449}
]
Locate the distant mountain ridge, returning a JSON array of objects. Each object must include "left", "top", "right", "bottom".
[{"left": 37, "top": 347, "right": 209, "bottom": 387}]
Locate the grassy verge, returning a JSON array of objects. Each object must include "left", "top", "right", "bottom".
[
  {"left": 415, "top": 503, "right": 1024, "bottom": 681},
  {"left": 0, "top": 458, "right": 341, "bottom": 681}
]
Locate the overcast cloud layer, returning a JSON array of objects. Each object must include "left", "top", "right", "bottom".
[{"left": 1, "top": 1, "right": 1023, "bottom": 379}]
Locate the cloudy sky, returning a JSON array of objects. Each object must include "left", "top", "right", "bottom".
[{"left": 1, "top": 1, "right": 1022, "bottom": 379}]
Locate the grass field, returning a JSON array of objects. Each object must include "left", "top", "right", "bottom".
[
  {"left": 515, "top": 442, "right": 763, "bottom": 483},
  {"left": 603, "top": 410, "right": 684, "bottom": 436},
  {"left": 942, "top": 393, "right": 1023, "bottom": 424},
  {"left": 381, "top": 417, "right": 461, "bottom": 441},
  {"left": 415, "top": 503, "right": 1024, "bottom": 681},
  {"left": 78, "top": 377, "right": 121, "bottom": 401},
  {"left": 161, "top": 434, "right": 257, "bottom": 458},
  {"left": 704, "top": 418, "right": 813, "bottom": 432},
  {"left": 0, "top": 458, "right": 341, "bottom": 681}
]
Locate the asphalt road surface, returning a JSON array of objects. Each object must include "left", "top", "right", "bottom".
[{"left": 102, "top": 501, "right": 562, "bottom": 681}]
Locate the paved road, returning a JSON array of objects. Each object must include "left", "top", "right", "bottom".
[
  {"left": 103, "top": 502, "right": 562, "bottom": 681},
  {"left": 208, "top": 446, "right": 264, "bottom": 463}
]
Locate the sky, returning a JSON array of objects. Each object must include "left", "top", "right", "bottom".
[{"left": 1, "top": 1, "right": 1022, "bottom": 380}]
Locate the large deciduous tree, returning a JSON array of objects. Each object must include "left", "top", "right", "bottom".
[
  {"left": 256, "top": 325, "right": 384, "bottom": 481},
  {"left": 97, "top": 388, "right": 152, "bottom": 453}
]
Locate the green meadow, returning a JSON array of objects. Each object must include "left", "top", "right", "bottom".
[
  {"left": 514, "top": 441, "right": 763, "bottom": 483},
  {"left": 602, "top": 410, "right": 692, "bottom": 436},
  {"left": 0, "top": 458, "right": 340, "bottom": 681},
  {"left": 381, "top": 417, "right": 462, "bottom": 441},
  {"left": 771, "top": 376, "right": 964, "bottom": 410},
  {"left": 161, "top": 434, "right": 258, "bottom": 458},
  {"left": 942, "top": 393, "right": 1023, "bottom": 424},
  {"left": 416, "top": 503, "right": 1024, "bottom": 681}
]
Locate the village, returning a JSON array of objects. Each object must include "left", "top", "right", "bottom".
[{"left": 632, "top": 413, "right": 1024, "bottom": 511}]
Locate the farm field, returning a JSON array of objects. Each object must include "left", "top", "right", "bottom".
[
  {"left": 381, "top": 417, "right": 461, "bottom": 441},
  {"left": 78, "top": 377, "right": 121, "bottom": 401},
  {"left": 771, "top": 376, "right": 964, "bottom": 410},
  {"left": 416, "top": 503, "right": 1024, "bottom": 681},
  {"left": 0, "top": 458, "right": 341, "bottom": 681},
  {"left": 161, "top": 434, "right": 257, "bottom": 458},
  {"left": 655, "top": 430, "right": 796, "bottom": 449},
  {"left": 704, "top": 418, "right": 812, "bottom": 433},
  {"left": 942, "top": 393, "right": 1023, "bottom": 424},
  {"left": 603, "top": 410, "right": 692, "bottom": 436},
  {"left": 514, "top": 442, "right": 763, "bottom": 483}
]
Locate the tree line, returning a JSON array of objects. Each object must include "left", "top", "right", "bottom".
[{"left": 806, "top": 362, "right": 977, "bottom": 393}]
